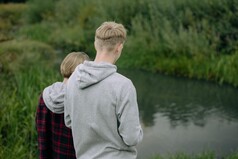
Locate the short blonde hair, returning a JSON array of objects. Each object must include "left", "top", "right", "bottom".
[
  {"left": 60, "top": 52, "right": 89, "bottom": 78},
  {"left": 95, "top": 21, "right": 127, "bottom": 52}
]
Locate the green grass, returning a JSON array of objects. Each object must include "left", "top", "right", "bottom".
[
  {"left": 0, "top": 1, "right": 238, "bottom": 158},
  {"left": 150, "top": 52, "right": 238, "bottom": 87},
  {"left": 2, "top": 0, "right": 238, "bottom": 87},
  {"left": 0, "top": 65, "right": 61, "bottom": 159},
  {"left": 149, "top": 151, "right": 238, "bottom": 159}
]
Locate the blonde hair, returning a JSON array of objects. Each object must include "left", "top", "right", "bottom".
[
  {"left": 95, "top": 21, "right": 127, "bottom": 52},
  {"left": 60, "top": 52, "right": 89, "bottom": 78}
]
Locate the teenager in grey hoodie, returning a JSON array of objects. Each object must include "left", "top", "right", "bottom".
[{"left": 64, "top": 22, "right": 143, "bottom": 159}]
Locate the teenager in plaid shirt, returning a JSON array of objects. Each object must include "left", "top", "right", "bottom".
[{"left": 36, "top": 52, "right": 89, "bottom": 159}]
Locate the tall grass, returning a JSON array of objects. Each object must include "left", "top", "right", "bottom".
[
  {"left": 0, "top": 11, "right": 59, "bottom": 156},
  {"left": 150, "top": 152, "right": 215, "bottom": 159},
  {"left": 17, "top": 0, "right": 238, "bottom": 87},
  {"left": 0, "top": 65, "right": 61, "bottom": 159},
  {"left": 23, "top": 0, "right": 238, "bottom": 55}
]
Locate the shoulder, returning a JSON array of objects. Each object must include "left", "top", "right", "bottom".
[
  {"left": 43, "top": 82, "right": 64, "bottom": 92},
  {"left": 112, "top": 73, "right": 132, "bottom": 83},
  {"left": 108, "top": 73, "right": 135, "bottom": 91}
]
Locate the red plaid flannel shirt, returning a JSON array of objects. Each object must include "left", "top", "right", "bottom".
[{"left": 36, "top": 94, "right": 76, "bottom": 159}]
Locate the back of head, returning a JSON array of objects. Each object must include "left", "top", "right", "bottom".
[
  {"left": 60, "top": 52, "right": 90, "bottom": 78},
  {"left": 95, "top": 21, "right": 127, "bottom": 52}
]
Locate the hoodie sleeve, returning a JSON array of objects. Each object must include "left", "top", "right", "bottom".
[
  {"left": 42, "top": 82, "right": 65, "bottom": 114},
  {"left": 117, "top": 82, "right": 143, "bottom": 146},
  {"left": 64, "top": 93, "right": 72, "bottom": 128}
]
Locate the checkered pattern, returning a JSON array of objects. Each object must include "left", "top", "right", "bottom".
[{"left": 36, "top": 94, "right": 76, "bottom": 159}]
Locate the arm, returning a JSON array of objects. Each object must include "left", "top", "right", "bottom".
[
  {"left": 117, "top": 82, "right": 143, "bottom": 146},
  {"left": 64, "top": 92, "right": 72, "bottom": 128},
  {"left": 42, "top": 83, "right": 65, "bottom": 114}
]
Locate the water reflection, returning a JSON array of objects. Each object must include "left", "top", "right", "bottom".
[
  {"left": 119, "top": 69, "right": 238, "bottom": 158},
  {"left": 120, "top": 69, "right": 238, "bottom": 127}
]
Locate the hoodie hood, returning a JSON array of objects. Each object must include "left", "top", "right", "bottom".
[
  {"left": 42, "top": 82, "right": 65, "bottom": 114},
  {"left": 75, "top": 61, "right": 117, "bottom": 89}
]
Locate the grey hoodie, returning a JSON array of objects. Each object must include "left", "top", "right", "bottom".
[
  {"left": 43, "top": 82, "right": 65, "bottom": 114},
  {"left": 64, "top": 61, "right": 143, "bottom": 159}
]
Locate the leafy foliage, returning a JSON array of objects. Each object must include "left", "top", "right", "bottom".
[{"left": 0, "top": 1, "right": 238, "bottom": 158}]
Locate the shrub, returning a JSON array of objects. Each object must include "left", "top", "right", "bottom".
[
  {"left": 25, "top": 0, "right": 56, "bottom": 23},
  {"left": 0, "top": 40, "right": 56, "bottom": 73},
  {"left": 0, "top": 3, "right": 26, "bottom": 41}
]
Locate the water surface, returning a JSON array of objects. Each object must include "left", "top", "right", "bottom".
[{"left": 119, "top": 69, "right": 238, "bottom": 159}]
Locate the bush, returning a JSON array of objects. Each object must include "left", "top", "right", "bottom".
[
  {"left": 0, "top": 40, "right": 56, "bottom": 73},
  {"left": 7, "top": 0, "right": 238, "bottom": 87},
  {"left": 17, "top": 22, "right": 54, "bottom": 43},
  {"left": 25, "top": 0, "right": 56, "bottom": 23},
  {"left": 0, "top": 3, "right": 26, "bottom": 41}
]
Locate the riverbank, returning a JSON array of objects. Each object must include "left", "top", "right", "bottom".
[
  {"left": 149, "top": 152, "right": 238, "bottom": 159},
  {"left": 1, "top": 0, "right": 238, "bottom": 87}
]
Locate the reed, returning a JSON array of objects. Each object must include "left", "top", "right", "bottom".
[{"left": 0, "top": 65, "right": 60, "bottom": 159}]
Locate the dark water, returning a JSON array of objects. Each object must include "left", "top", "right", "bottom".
[{"left": 119, "top": 69, "right": 238, "bottom": 159}]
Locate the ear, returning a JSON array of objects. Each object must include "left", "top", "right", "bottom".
[
  {"left": 94, "top": 41, "right": 100, "bottom": 52},
  {"left": 94, "top": 41, "right": 96, "bottom": 49},
  {"left": 116, "top": 43, "right": 123, "bottom": 53}
]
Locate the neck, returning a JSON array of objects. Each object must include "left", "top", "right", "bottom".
[
  {"left": 94, "top": 51, "right": 117, "bottom": 64},
  {"left": 63, "top": 78, "right": 68, "bottom": 84}
]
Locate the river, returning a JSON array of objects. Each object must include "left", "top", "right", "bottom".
[{"left": 119, "top": 69, "right": 238, "bottom": 159}]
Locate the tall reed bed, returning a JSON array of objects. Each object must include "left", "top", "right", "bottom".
[
  {"left": 19, "top": 0, "right": 238, "bottom": 87},
  {"left": 0, "top": 65, "right": 60, "bottom": 158},
  {"left": 0, "top": 16, "right": 59, "bottom": 157}
]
